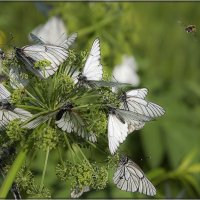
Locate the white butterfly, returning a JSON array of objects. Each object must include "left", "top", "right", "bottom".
[
  {"left": 15, "top": 33, "right": 77, "bottom": 79},
  {"left": 120, "top": 88, "right": 165, "bottom": 119},
  {"left": 0, "top": 100, "right": 32, "bottom": 131},
  {"left": 71, "top": 186, "right": 90, "bottom": 198},
  {"left": 113, "top": 155, "right": 156, "bottom": 196},
  {"left": 108, "top": 107, "right": 151, "bottom": 154},
  {"left": 55, "top": 103, "right": 97, "bottom": 142},
  {"left": 29, "top": 16, "right": 67, "bottom": 45},
  {"left": 0, "top": 87, "right": 32, "bottom": 130},
  {"left": 75, "top": 39, "right": 129, "bottom": 88}
]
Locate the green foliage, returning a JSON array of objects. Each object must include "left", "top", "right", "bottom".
[
  {"left": 34, "top": 60, "right": 51, "bottom": 69},
  {"left": 56, "top": 160, "right": 108, "bottom": 191},
  {"left": 33, "top": 127, "right": 59, "bottom": 151},
  {"left": 10, "top": 89, "right": 26, "bottom": 104},
  {"left": 15, "top": 166, "right": 34, "bottom": 190},
  {"left": 27, "top": 185, "right": 51, "bottom": 198},
  {"left": 6, "top": 119, "right": 27, "bottom": 142},
  {"left": 1, "top": 2, "right": 200, "bottom": 199}
]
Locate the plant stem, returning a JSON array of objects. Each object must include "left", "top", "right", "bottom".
[
  {"left": 0, "top": 148, "right": 27, "bottom": 198},
  {"left": 39, "top": 147, "right": 50, "bottom": 192}
]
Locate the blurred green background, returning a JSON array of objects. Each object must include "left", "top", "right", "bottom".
[{"left": 1, "top": 2, "right": 200, "bottom": 198}]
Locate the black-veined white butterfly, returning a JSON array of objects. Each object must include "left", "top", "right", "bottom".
[
  {"left": 55, "top": 103, "right": 97, "bottom": 142},
  {"left": 0, "top": 86, "right": 32, "bottom": 130},
  {"left": 15, "top": 32, "right": 77, "bottom": 79},
  {"left": 108, "top": 106, "right": 152, "bottom": 154},
  {"left": 74, "top": 39, "right": 130, "bottom": 88},
  {"left": 71, "top": 186, "right": 90, "bottom": 198},
  {"left": 0, "top": 100, "right": 32, "bottom": 131},
  {"left": 113, "top": 155, "right": 156, "bottom": 196}
]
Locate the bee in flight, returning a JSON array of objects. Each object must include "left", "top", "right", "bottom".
[{"left": 185, "top": 25, "right": 197, "bottom": 33}]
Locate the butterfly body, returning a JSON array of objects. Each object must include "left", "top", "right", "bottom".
[
  {"left": 0, "top": 101, "right": 15, "bottom": 110},
  {"left": 56, "top": 102, "right": 73, "bottom": 121}
]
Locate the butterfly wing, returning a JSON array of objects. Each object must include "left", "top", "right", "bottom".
[
  {"left": 29, "top": 16, "right": 67, "bottom": 44},
  {"left": 55, "top": 32, "right": 77, "bottom": 49},
  {"left": 121, "top": 89, "right": 165, "bottom": 118},
  {"left": 71, "top": 186, "right": 90, "bottom": 198},
  {"left": 18, "top": 44, "right": 68, "bottom": 78},
  {"left": 29, "top": 33, "right": 46, "bottom": 45},
  {"left": 13, "top": 108, "right": 32, "bottom": 121},
  {"left": 30, "top": 32, "right": 77, "bottom": 49},
  {"left": 22, "top": 115, "right": 50, "bottom": 129},
  {"left": 108, "top": 113, "right": 128, "bottom": 154},
  {"left": 82, "top": 39, "right": 102, "bottom": 81},
  {"left": 0, "top": 110, "right": 19, "bottom": 130},
  {"left": 113, "top": 156, "right": 156, "bottom": 196},
  {"left": 126, "top": 88, "right": 148, "bottom": 99},
  {"left": 0, "top": 84, "right": 10, "bottom": 100},
  {"left": 9, "top": 67, "right": 29, "bottom": 89},
  {"left": 55, "top": 111, "right": 97, "bottom": 142},
  {"left": 116, "top": 108, "right": 152, "bottom": 134}
]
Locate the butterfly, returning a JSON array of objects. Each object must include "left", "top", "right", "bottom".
[
  {"left": 0, "top": 100, "right": 32, "bottom": 131},
  {"left": 15, "top": 32, "right": 77, "bottom": 79},
  {"left": 113, "top": 155, "right": 156, "bottom": 196},
  {"left": 70, "top": 186, "right": 90, "bottom": 198},
  {"left": 55, "top": 103, "right": 97, "bottom": 142},
  {"left": 29, "top": 16, "right": 67, "bottom": 45},
  {"left": 108, "top": 106, "right": 152, "bottom": 154},
  {"left": 74, "top": 39, "right": 130, "bottom": 88},
  {"left": 0, "top": 87, "right": 32, "bottom": 130}
]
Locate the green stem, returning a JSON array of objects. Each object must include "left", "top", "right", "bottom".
[
  {"left": 39, "top": 147, "right": 50, "bottom": 192},
  {"left": 63, "top": 134, "right": 75, "bottom": 163},
  {"left": 0, "top": 148, "right": 27, "bottom": 198},
  {"left": 57, "top": 147, "right": 64, "bottom": 166},
  {"left": 75, "top": 144, "right": 91, "bottom": 166}
]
